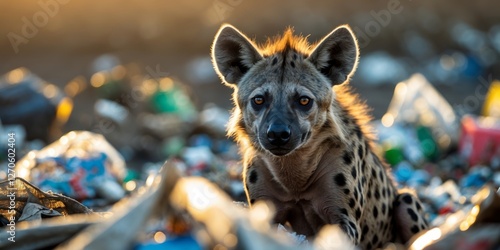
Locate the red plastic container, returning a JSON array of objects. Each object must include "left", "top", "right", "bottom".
[{"left": 459, "top": 115, "right": 500, "bottom": 166}]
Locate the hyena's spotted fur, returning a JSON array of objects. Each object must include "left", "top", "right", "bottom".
[{"left": 211, "top": 24, "right": 428, "bottom": 249}]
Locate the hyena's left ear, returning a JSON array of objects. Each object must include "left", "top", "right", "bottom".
[
  {"left": 307, "top": 25, "right": 359, "bottom": 86},
  {"left": 211, "top": 24, "right": 263, "bottom": 86}
]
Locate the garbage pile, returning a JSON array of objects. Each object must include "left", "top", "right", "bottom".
[
  {"left": 15, "top": 131, "right": 127, "bottom": 207},
  {"left": 1, "top": 61, "right": 500, "bottom": 249},
  {"left": 373, "top": 74, "right": 500, "bottom": 229}
]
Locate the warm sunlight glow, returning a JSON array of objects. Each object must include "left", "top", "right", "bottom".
[
  {"left": 381, "top": 113, "right": 394, "bottom": 127},
  {"left": 153, "top": 231, "right": 166, "bottom": 243},
  {"left": 222, "top": 233, "right": 238, "bottom": 248},
  {"left": 90, "top": 72, "right": 106, "bottom": 88},
  {"left": 59, "top": 135, "right": 69, "bottom": 145},
  {"left": 111, "top": 65, "right": 126, "bottom": 80},
  {"left": 159, "top": 77, "right": 174, "bottom": 91},
  {"left": 65, "top": 77, "right": 86, "bottom": 97},
  {"left": 56, "top": 97, "right": 73, "bottom": 124},
  {"left": 43, "top": 84, "right": 58, "bottom": 99},
  {"left": 124, "top": 180, "right": 137, "bottom": 192},
  {"left": 142, "top": 79, "right": 158, "bottom": 95},
  {"left": 470, "top": 204, "right": 480, "bottom": 216},
  {"left": 394, "top": 82, "right": 407, "bottom": 96},
  {"left": 7, "top": 68, "right": 26, "bottom": 84},
  {"left": 409, "top": 228, "right": 442, "bottom": 250}
]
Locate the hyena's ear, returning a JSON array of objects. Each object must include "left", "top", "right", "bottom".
[
  {"left": 211, "top": 24, "right": 263, "bottom": 86},
  {"left": 307, "top": 25, "right": 359, "bottom": 86}
]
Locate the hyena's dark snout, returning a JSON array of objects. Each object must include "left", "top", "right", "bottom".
[{"left": 267, "top": 123, "right": 291, "bottom": 146}]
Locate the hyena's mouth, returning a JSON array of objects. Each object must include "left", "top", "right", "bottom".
[
  {"left": 257, "top": 135, "right": 295, "bottom": 156},
  {"left": 267, "top": 147, "right": 293, "bottom": 156},
  {"left": 260, "top": 131, "right": 311, "bottom": 156}
]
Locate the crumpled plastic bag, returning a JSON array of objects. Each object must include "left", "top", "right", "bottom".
[
  {"left": 0, "top": 177, "right": 92, "bottom": 226},
  {"left": 0, "top": 177, "right": 97, "bottom": 250}
]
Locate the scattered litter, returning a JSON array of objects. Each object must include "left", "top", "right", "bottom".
[
  {"left": 382, "top": 74, "right": 458, "bottom": 154},
  {"left": 15, "top": 131, "right": 126, "bottom": 206}
]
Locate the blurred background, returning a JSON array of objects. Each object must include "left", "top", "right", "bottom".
[
  {"left": 1, "top": 1, "right": 500, "bottom": 248},
  {"left": 2, "top": 0, "right": 500, "bottom": 114}
]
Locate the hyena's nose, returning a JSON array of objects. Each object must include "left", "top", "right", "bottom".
[{"left": 267, "top": 124, "right": 291, "bottom": 146}]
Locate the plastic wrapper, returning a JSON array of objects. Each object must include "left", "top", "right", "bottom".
[
  {"left": 382, "top": 74, "right": 458, "bottom": 155},
  {"left": 0, "top": 67, "right": 73, "bottom": 142},
  {"left": 15, "top": 131, "right": 126, "bottom": 205},
  {"left": 0, "top": 178, "right": 92, "bottom": 223}
]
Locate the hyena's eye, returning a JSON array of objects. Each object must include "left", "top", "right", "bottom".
[
  {"left": 253, "top": 96, "right": 265, "bottom": 105},
  {"left": 299, "top": 96, "right": 311, "bottom": 106},
  {"left": 296, "top": 96, "right": 313, "bottom": 111}
]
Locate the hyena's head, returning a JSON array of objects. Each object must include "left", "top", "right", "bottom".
[{"left": 211, "top": 24, "right": 359, "bottom": 156}]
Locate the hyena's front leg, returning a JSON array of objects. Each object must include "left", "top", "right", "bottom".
[
  {"left": 242, "top": 158, "right": 268, "bottom": 206},
  {"left": 242, "top": 165, "right": 258, "bottom": 206},
  {"left": 243, "top": 158, "right": 321, "bottom": 235},
  {"left": 242, "top": 157, "right": 287, "bottom": 206},
  {"left": 314, "top": 196, "right": 361, "bottom": 245},
  {"left": 393, "top": 193, "right": 429, "bottom": 242}
]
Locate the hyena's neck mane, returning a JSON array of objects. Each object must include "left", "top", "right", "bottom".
[{"left": 330, "top": 83, "right": 376, "bottom": 148}]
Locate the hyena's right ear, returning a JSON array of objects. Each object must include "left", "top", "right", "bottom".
[
  {"left": 307, "top": 25, "right": 359, "bottom": 86},
  {"left": 211, "top": 24, "right": 263, "bottom": 86}
]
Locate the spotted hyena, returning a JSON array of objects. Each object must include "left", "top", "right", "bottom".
[{"left": 211, "top": 24, "right": 428, "bottom": 249}]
